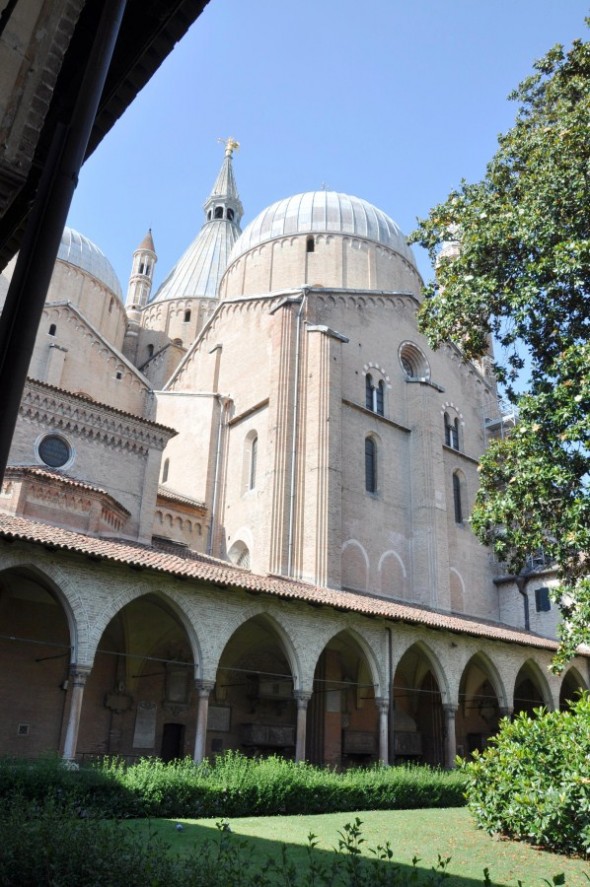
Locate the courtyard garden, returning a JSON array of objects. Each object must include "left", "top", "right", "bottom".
[{"left": 1, "top": 720, "right": 590, "bottom": 887}]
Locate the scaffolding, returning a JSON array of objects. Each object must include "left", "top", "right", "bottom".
[{"left": 482, "top": 398, "right": 518, "bottom": 445}]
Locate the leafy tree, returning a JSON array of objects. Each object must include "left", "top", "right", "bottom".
[{"left": 410, "top": 27, "right": 590, "bottom": 669}]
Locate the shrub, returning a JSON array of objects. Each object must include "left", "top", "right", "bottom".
[
  {"left": 0, "top": 753, "right": 466, "bottom": 820},
  {"left": 461, "top": 693, "right": 590, "bottom": 856}
]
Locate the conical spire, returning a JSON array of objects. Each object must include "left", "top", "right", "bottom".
[
  {"left": 151, "top": 141, "right": 243, "bottom": 303},
  {"left": 137, "top": 228, "right": 155, "bottom": 253},
  {"left": 204, "top": 137, "right": 243, "bottom": 226}
]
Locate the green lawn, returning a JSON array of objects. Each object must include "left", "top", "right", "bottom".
[{"left": 130, "top": 807, "right": 590, "bottom": 886}]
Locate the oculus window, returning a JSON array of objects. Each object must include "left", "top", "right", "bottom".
[
  {"left": 399, "top": 342, "right": 430, "bottom": 381},
  {"left": 38, "top": 434, "right": 72, "bottom": 469}
]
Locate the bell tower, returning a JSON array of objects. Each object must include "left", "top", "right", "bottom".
[
  {"left": 126, "top": 229, "right": 157, "bottom": 311},
  {"left": 123, "top": 229, "right": 157, "bottom": 363}
]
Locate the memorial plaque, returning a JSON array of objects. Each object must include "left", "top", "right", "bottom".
[
  {"left": 393, "top": 731, "right": 423, "bottom": 755},
  {"left": 343, "top": 730, "right": 376, "bottom": 754},
  {"left": 239, "top": 723, "right": 295, "bottom": 747},
  {"left": 208, "top": 705, "right": 231, "bottom": 732},
  {"left": 132, "top": 701, "right": 157, "bottom": 748}
]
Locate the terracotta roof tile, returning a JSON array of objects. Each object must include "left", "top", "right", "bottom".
[
  {"left": 157, "top": 486, "right": 206, "bottom": 508},
  {"left": 4, "top": 467, "right": 131, "bottom": 515},
  {"left": 0, "top": 512, "right": 568, "bottom": 653}
]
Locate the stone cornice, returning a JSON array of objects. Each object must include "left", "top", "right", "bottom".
[{"left": 342, "top": 399, "right": 411, "bottom": 433}]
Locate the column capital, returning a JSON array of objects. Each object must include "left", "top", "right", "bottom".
[
  {"left": 69, "top": 665, "right": 91, "bottom": 686},
  {"left": 499, "top": 706, "right": 513, "bottom": 719},
  {"left": 375, "top": 696, "right": 390, "bottom": 713},
  {"left": 294, "top": 690, "right": 312, "bottom": 708},
  {"left": 195, "top": 679, "right": 215, "bottom": 698},
  {"left": 443, "top": 703, "right": 458, "bottom": 715}
]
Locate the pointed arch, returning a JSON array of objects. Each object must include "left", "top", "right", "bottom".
[
  {"left": 457, "top": 651, "right": 508, "bottom": 756},
  {"left": 393, "top": 640, "right": 448, "bottom": 766},
  {"left": 560, "top": 665, "right": 588, "bottom": 710},
  {"left": 449, "top": 568, "right": 466, "bottom": 612},
  {"left": 210, "top": 611, "right": 300, "bottom": 760},
  {"left": 378, "top": 549, "right": 407, "bottom": 598},
  {"left": 89, "top": 584, "right": 203, "bottom": 676},
  {"left": 0, "top": 560, "right": 82, "bottom": 662},
  {"left": 341, "top": 539, "right": 369, "bottom": 592},
  {"left": 460, "top": 651, "right": 508, "bottom": 709},
  {"left": 310, "top": 625, "right": 384, "bottom": 694},
  {"left": 306, "top": 627, "right": 383, "bottom": 767},
  {"left": 394, "top": 640, "right": 451, "bottom": 704},
  {"left": 514, "top": 658, "right": 553, "bottom": 714}
]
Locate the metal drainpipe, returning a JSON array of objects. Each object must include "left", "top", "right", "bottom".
[
  {"left": 386, "top": 626, "right": 394, "bottom": 764},
  {"left": 207, "top": 394, "right": 229, "bottom": 556},
  {"left": 287, "top": 288, "right": 308, "bottom": 577},
  {"left": 0, "top": 0, "right": 128, "bottom": 484},
  {"left": 516, "top": 574, "right": 530, "bottom": 631}
]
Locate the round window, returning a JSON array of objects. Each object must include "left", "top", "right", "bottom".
[{"left": 38, "top": 435, "right": 71, "bottom": 468}]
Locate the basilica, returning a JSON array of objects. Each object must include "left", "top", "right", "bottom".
[{"left": 0, "top": 141, "right": 586, "bottom": 768}]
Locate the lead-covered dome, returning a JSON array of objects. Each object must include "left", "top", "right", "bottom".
[
  {"left": 58, "top": 227, "right": 123, "bottom": 298},
  {"left": 220, "top": 190, "right": 422, "bottom": 300},
  {"left": 227, "top": 191, "right": 416, "bottom": 268}
]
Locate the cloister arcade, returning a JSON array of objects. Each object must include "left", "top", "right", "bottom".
[{"left": 0, "top": 557, "right": 588, "bottom": 769}]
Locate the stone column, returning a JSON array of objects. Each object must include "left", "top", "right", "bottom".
[
  {"left": 375, "top": 697, "right": 389, "bottom": 765},
  {"left": 62, "top": 665, "right": 91, "bottom": 760},
  {"left": 443, "top": 704, "right": 458, "bottom": 769},
  {"left": 193, "top": 680, "right": 215, "bottom": 763},
  {"left": 294, "top": 691, "right": 312, "bottom": 763}
]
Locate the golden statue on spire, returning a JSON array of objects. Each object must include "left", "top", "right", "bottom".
[{"left": 218, "top": 137, "right": 240, "bottom": 157}]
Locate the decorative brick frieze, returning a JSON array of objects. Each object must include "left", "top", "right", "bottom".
[{"left": 21, "top": 380, "right": 175, "bottom": 454}]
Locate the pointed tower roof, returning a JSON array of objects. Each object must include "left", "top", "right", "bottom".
[
  {"left": 137, "top": 229, "right": 155, "bottom": 253},
  {"left": 151, "top": 140, "right": 243, "bottom": 303}
]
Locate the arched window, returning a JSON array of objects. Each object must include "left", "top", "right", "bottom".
[
  {"left": 453, "top": 471, "right": 463, "bottom": 524},
  {"left": 184, "top": 309, "right": 191, "bottom": 323},
  {"left": 214, "top": 206, "right": 224, "bottom": 219},
  {"left": 365, "top": 374, "right": 385, "bottom": 416},
  {"left": 306, "top": 236, "right": 315, "bottom": 253},
  {"left": 249, "top": 435, "right": 258, "bottom": 490},
  {"left": 365, "top": 437, "right": 377, "bottom": 493},
  {"left": 162, "top": 458, "right": 169, "bottom": 483},
  {"left": 48, "top": 324, "right": 56, "bottom": 336},
  {"left": 227, "top": 208, "right": 234, "bottom": 221},
  {"left": 376, "top": 379, "right": 384, "bottom": 415},
  {"left": 445, "top": 413, "right": 460, "bottom": 449},
  {"left": 147, "top": 344, "right": 154, "bottom": 359},
  {"left": 228, "top": 541, "right": 251, "bottom": 568},
  {"left": 365, "top": 374, "right": 374, "bottom": 410},
  {"left": 207, "top": 210, "right": 212, "bottom": 220}
]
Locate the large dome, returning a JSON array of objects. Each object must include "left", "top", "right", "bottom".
[
  {"left": 57, "top": 227, "right": 122, "bottom": 298},
  {"left": 228, "top": 191, "right": 416, "bottom": 268}
]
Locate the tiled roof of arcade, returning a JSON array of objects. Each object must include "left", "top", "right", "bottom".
[{"left": 0, "top": 512, "right": 567, "bottom": 654}]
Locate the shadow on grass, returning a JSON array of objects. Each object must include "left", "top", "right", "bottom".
[{"left": 133, "top": 817, "right": 498, "bottom": 886}]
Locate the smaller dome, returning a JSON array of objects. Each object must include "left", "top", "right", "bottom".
[{"left": 57, "top": 227, "right": 122, "bottom": 298}]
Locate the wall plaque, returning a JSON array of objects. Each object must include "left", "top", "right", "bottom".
[
  {"left": 132, "top": 701, "right": 157, "bottom": 748},
  {"left": 208, "top": 705, "right": 231, "bottom": 732}
]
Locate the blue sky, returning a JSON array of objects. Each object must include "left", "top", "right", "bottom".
[{"left": 67, "top": 0, "right": 589, "bottom": 293}]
